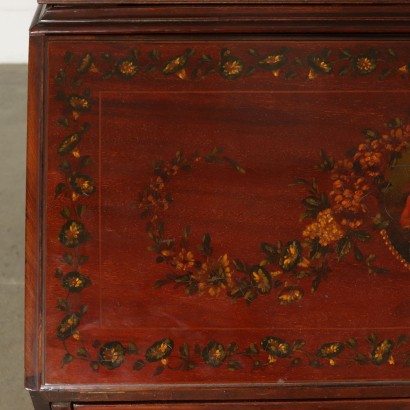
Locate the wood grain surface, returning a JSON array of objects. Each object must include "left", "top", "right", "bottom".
[{"left": 39, "top": 39, "right": 410, "bottom": 386}]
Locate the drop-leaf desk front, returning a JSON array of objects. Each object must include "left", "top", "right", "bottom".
[{"left": 25, "top": 2, "right": 410, "bottom": 409}]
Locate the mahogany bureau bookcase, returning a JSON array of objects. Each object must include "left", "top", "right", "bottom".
[{"left": 25, "top": 1, "right": 410, "bottom": 409}]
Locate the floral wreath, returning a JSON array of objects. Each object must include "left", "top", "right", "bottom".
[{"left": 139, "top": 118, "right": 410, "bottom": 305}]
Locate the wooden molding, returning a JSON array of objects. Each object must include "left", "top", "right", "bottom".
[
  {"left": 25, "top": 35, "right": 46, "bottom": 393},
  {"left": 30, "top": 4, "right": 410, "bottom": 35}
]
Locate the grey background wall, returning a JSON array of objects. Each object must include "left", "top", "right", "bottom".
[
  {"left": 0, "top": 0, "right": 38, "bottom": 63},
  {"left": 0, "top": 2, "right": 37, "bottom": 409}
]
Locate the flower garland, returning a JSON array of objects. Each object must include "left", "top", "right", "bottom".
[
  {"left": 140, "top": 119, "right": 410, "bottom": 305},
  {"left": 54, "top": 47, "right": 410, "bottom": 84}
]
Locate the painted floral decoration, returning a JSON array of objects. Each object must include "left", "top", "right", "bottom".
[
  {"left": 139, "top": 118, "right": 410, "bottom": 306},
  {"left": 51, "top": 48, "right": 410, "bottom": 374}
]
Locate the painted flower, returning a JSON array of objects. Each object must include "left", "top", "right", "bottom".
[
  {"left": 62, "top": 271, "right": 91, "bottom": 293},
  {"left": 69, "top": 174, "right": 95, "bottom": 196},
  {"left": 116, "top": 58, "right": 139, "bottom": 78},
  {"left": 68, "top": 94, "right": 91, "bottom": 112},
  {"left": 76, "top": 52, "right": 93, "bottom": 73},
  {"left": 202, "top": 341, "right": 227, "bottom": 367},
  {"left": 330, "top": 171, "right": 369, "bottom": 227},
  {"left": 162, "top": 55, "right": 187, "bottom": 74},
  {"left": 279, "top": 240, "right": 302, "bottom": 271},
  {"left": 303, "top": 208, "right": 344, "bottom": 246},
  {"left": 316, "top": 342, "right": 345, "bottom": 359},
  {"left": 331, "top": 188, "right": 367, "bottom": 218},
  {"left": 145, "top": 338, "right": 174, "bottom": 362},
  {"left": 58, "top": 220, "right": 87, "bottom": 248},
  {"left": 399, "top": 61, "right": 410, "bottom": 74},
  {"left": 332, "top": 158, "right": 354, "bottom": 175},
  {"left": 98, "top": 341, "right": 126, "bottom": 370},
  {"left": 162, "top": 49, "right": 193, "bottom": 79},
  {"left": 258, "top": 53, "right": 287, "bottom": 71},
  {"left": 381, "top": 126, "right": 409, "bottom": 153},
  {"left": 58, "top": 133, "right": 82, "bottom": 156},
  {"left": 149, "top": 176, "right": 165, "bottom": 191},
  {"left": 354, "top": 54, "right": 377, "bottom": 75},
  {"left": 56, "top": 313, "right": 80, "bottom": 340},
  {"left": 220, "top": 57, "right": 244, "bottom": 80},
  {"left": 371, "top": 339, "right": 394, "bottom": 365},
  {"left": 307, "top": 55, "right": 332, "bottom": 79},
  {"left": 172, "top": 248, "right": 196, "bottom": 271},
  {"left": 261, "top": 336, "right": 291, "bottom": 358},
  {"left": 204, "top": 254, "right": 233, "bottom": 296},
  {"left": 353, "top": 139, "right": 383, "bottom": 176},
  {"left": 330, "top": 156, "right": 373, "bottom": 228},
  {"left": 277, "top": 286, "right": 303, "bottom": 305},
  {"left": 250, "top": 267, "right": 272, "bottom": 294}
]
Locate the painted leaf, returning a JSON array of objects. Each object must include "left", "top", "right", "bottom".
[
  {"left": 77, "top": 347, "right": 90, "bottom": 358},
  {"left": 227, "top": 360, "right": 243, "bottom": 371},
  {"left": 55, "top": 182, "right": 67, "bottom": 197},
  {"left": 77, "top": 52, "right": 93, "bottom": 73},
  {"left": 61, "top": 353, "right": 73, "bottom": 367},
  {"left": 133, "top": 359, "right": 146, "bottom": 371},
  {"left": 336, "top": 236, "right": 352, "bottom": 261}
]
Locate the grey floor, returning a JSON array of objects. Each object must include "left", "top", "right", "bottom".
[{"left": 0, "top": 65, "right": 33, "bottom": 410}]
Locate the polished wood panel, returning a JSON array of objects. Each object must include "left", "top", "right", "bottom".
[
  {"left": 26, "top": 2, "right": 410, "bottom": 409},
  {"left": 42, "top": 38, "right": 410, "bottom": 386}
]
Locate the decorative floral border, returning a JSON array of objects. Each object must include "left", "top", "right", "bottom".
[
  {"left": 52, "top": 47, "right": 410, "bottom": 373},
  {"left": 54, "top": 47, "right": 410, "bottom": 85}
]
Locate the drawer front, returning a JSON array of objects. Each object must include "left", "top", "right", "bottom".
[{"left": 73, "top": 401, "right": 410, "bottom": 410}]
